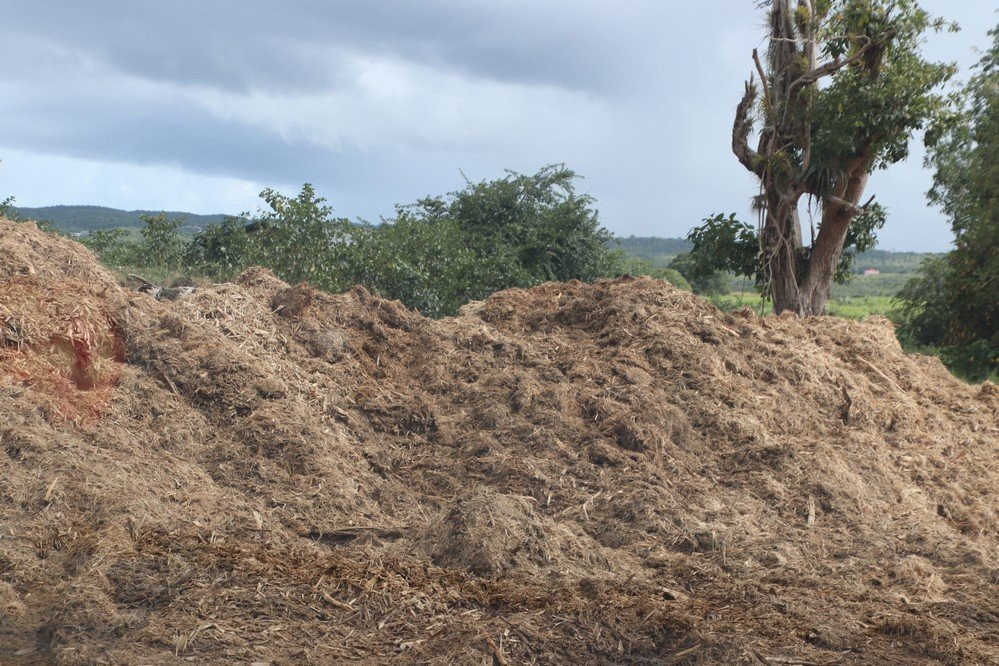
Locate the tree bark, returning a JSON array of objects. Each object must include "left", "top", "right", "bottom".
[
  {"left": 797, "top": 166, "right": 870, "bottom": 315},
  {"left": 731, "top": 0, "right": 877, "bottom": 316},
  {"left": 763, "top": 169, "right": 871, "bottom": 316},
  {"left": 763, "top": 198, "right": 806, "bottom": 315}
]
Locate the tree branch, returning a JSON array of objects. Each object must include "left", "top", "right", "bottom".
[
  {"left": 753, "top": 49, "right": 778, "bottom": 128},
  {"left": 827, "top": 193, "right": 876, "bottom": 218},
  {"left": 780, "top": 37, "right": 873, "bottom": 131},
  {"left": 790, "top": 37, "right": 872, "bottom": 91},
  {"left": 732, "top": 76, "right": 762, "bottom": 176}
]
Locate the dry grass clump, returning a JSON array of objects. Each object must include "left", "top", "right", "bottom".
[
  {"left": 892, "top": 554, "right": 948, "bottom": 602},
  {"left": 1, "top": 217, "right": 997, "bottom": 664},
  {"left": 410, "top": 487, "right": 613, "bottom": 578}
]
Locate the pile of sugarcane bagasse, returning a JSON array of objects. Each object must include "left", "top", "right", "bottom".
[{"left": 1, "top": 217, "right": 996, "bottom": 664}]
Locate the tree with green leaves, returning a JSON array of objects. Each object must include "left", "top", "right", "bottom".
[
  {"left": 408, "top": 164, "right": 618, "bottom": 300},
  {"left": 696, "top": 0, "right": 954, "bottom": 314},
  {"left": 246, "top": 184, "right": 355, "bottom": 291},
  {"left": 349, "top": 165, "right": 621, "bottom": 315},
  {"left": 136, "top": 212, "right": 187, "bottom": 270},
  {"left": 185, "top": 215, "right": 254, "bottom": 280},
  {"left": 896, "top": 24, "right": 998, "bottom": 381},
  {"left": 344, "top": 212, "right": 478, "bottom": 317}
]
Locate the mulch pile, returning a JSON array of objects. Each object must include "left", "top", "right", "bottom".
[{"left": 1, "top": 218, "right": 996, "bottom": 664}]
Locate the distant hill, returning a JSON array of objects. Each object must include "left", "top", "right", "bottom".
[
  {"left": 845, "top": 249, "right": 936, "bottom": 274},
  {"left": 12, "top": 205, "right": 227, "bottom": 234},
  {"left": 611, "top": 235, "right": 935, "bottom": 276},
  {"left": 613, "top": 235, "right": 692, "bottom": 264}
]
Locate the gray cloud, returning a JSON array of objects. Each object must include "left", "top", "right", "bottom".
[
  {"left": 0, "top": 0, "right": 992, "bottom": 250},
  {"left": 5, "top": 0, "right": 662, "bottom": 94}
]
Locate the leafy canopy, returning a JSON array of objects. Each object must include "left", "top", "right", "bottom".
[
  {"left": 80, "top": 166, "right": 644, "bottom": 318},
  {"left": 694, "top": 0, "right": 953, "bottom": 299},
  {"left": 809, "top": 0, "right": 956, "bottom": 173},
  {"left": 137, "top": 213, "right": 187, "bottom": 270},
  {"left": 896, "top": 23, "right": 999, "bottom": 381}
]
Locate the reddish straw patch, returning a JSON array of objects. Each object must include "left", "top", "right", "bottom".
[{"left": 0, "top": 277, "right": 124, "bottom": 422}]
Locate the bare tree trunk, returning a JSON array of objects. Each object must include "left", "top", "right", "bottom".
[
  {"left": 763, "top": 200, "right": 806, "bottom": 315},
  {"left": 799, "top": 164, "right": 871, "bottom": 315}
]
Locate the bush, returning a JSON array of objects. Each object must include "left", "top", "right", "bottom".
[
  {"left": 80, "top": 228, "right": 134, "bottom": 266},
  {"left": 136, "top": 213, "right": 186, "bottom": 270},
  {"left": 185, "top": 216, "right": 254, "bottom": 280},
  {"left": 38, "top": 167, "right": 636, "bottom": 319},
  {"left": 668, "top": 252, "right": 729, "bottom": 296},
  {"left": 344, "top": 165, "right": 622, "bottom": 315},
  {"left": 247, "top": 185, "right": 354, "bottom": 290},
  {"left": 343, "top": 213, "right": 478, "bottom": 318}
]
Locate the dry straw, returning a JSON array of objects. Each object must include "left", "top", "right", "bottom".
[{"left": 1, "top": 218, "right": 996, "bottom": 664}]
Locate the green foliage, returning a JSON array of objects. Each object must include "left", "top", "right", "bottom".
[
  {"left": 896, "top": 24, "right": 999, "bottom": 382},
  {"left": 713, "top": 290, "right": 897, "bottom": 320},
  {"left": 668, "top": 251, "right": 730, "bottom": 296},
  {"left": 344, "top": 213, "right": 478, "bottom": 317},
  {"left": 685, "top": 206, "right": 891, "bottom": 289},
  {"left": 80, "top": 228, "right": 133, "bottom": 266},
  {"left": 414, "top": 165, "right": 617, "bottom": 295},
  {"left": 0, "top": 195, "right": 15, "bottom": 219},
  {"left": 185, "top": 216, "right": 254, "bottom": 280},
  {"left": 727, "top": 0, "right": 955, "bottom": 312},
  {"left": 362, "top": 165, "right": 619, "bottom": 313},
  {"left": 678, "top": 213, "right": 768, "bottom": 296},
  {"left": 136, "top": 213, "right": 187, "bottom": 270},
  {"left": 78, "top": 213, "right": 187, "bottom": 274},
  {"left": 937, "top": 341, "right": 998, "bottom": 384},
  {"left": 709, "top": 291, "right": 773, "bottom": 316},
  {"left": 895, "top": 256, "right": 950, "bottom": 344},
  {"left": 837, "top": 202, "right": 887, "bottom": 281},
  {"left": 656, "top": 268, "right": 692, "bottom": 292},
  {"left": 248, "top": 184, "right": 354, "bottom": 290},
  {"left": 811, "top": 1, "right": 956, "bottom": 172},
  {"left": 825, "top": 295, "right": 896, "bottom": 319},
  {"left": 685, "top": 213, "right": 760, "bottom": 282},
  {"left": 72, "top": 167, "right": 622, "bottom": 318}
]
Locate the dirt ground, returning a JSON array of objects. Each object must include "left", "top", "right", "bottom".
[{"left": 1, "top": 218, "right": 997, "bottom": 664}]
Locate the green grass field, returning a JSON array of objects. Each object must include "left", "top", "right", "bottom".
[
  {"left": 711, "top": 290, "right": 898, "bottom": 321},
  {"left": 710, "top": 270, "right": 922, "bottom": 320},
  {"left": 829, "top": 273, "right": 911, "bottom": 298}
]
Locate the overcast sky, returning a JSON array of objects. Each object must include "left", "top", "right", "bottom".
[{"left": 0, "top": 2, "right": 993, "bottom": 251}]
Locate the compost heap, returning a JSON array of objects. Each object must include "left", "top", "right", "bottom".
[{"left": 1, "top": 218, "right": 997, "bottom": 665}]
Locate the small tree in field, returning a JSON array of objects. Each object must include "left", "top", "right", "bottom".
[
  {"left": 697, "top": 0, "right": 954, "bottom": 314},
  {"left": 138, "top": 212, "right": 186, "bottom": 270},
  {"left": 249, "top": 184, "right": 354, "bottom": 290},
  {"left": 0, "top": 196, "right": 15, "bottom": 219}
]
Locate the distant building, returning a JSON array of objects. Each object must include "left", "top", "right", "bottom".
[{"left": 863, "top": 268, "right": 880, "bottom": 275}]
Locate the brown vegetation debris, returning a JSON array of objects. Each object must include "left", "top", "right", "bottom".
[{"left": 1, "top": 217, "right": 997, "bottom": 664}]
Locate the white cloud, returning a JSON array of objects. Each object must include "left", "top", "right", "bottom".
[
  {"left": 0, "top": 147, "right": 262, "bottom": 214},
  {"left": 193, "top": 53, "right": 613, "bottom": 156}
]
